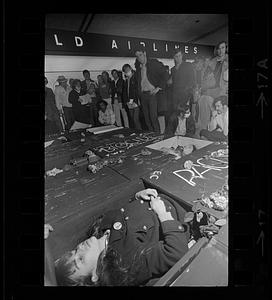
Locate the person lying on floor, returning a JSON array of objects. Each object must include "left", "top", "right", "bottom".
[
  {"left": 51, "top": 189, "right": 189, "bottom": 286},
  {"left": 164, "top": 104, "right": 196, "bottom": 138}
]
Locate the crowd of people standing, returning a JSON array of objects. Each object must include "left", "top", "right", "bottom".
[{"left": 45, "top": 41, "right": 228, "bottom": 142}]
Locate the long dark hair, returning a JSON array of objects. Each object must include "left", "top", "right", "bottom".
[
  {"left": 55, "top": 214, "right": 146, "bottom": 286},
  {"left": 101, "top": 71, "right": 111, "bottom": 84}
]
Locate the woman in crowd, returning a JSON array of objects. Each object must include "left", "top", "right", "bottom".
[
  {"left": 68, "top": 79, "right": 92, "bottom": 125},
  {"left": 98, "top": 100, "right": 115, "bottom": 126},
  {"left": 52, "top": 189, "right": 189, "bottom": 286},
  {"left": 165, "top": 103, "right": 196, "bottom": 137},
  {"left": 122, "top": 64, "right": 142, "bottom": 130},
  {"left": 98, "top": 71, "right": 113, "bottom": 109}
]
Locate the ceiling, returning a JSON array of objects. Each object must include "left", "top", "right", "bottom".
[{"left": 46, "top": 14, "right": 228, "bottom": 45}]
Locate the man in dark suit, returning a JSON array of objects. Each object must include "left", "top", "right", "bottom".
[
  {"left": 122, "top": 64, "right": 142, "bottom": 130},
  {"left": 170, "top": 48, "right": 195, "bottom": 110},
  {"left": 134, "top": 46, "right": 168, "bottom": 133}
]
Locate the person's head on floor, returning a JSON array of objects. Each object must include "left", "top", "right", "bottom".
[
  {"left": 173, "top": 48, "right": 183, "bottom": 66},
  {"left": 177, "top": 103, "right": 191, "bottom": 119},
  {"left": 83, "top": 70, "right": 91, "bottom": 80},
  {"left": 135, "top": 45, "right": 147, "bottom": 65},
  {"left": 72, "top": 79, "right": 81, "bottom": 92},
  {"left": 215, "top": 41, "right": 228, "bottom": 58},
  {"left": 54, "top": 231, "right": 110, "bottom": 286},
  {"left": 57, "top": 75, "right": 68, "bottom": 88},
  {"left": 183, "top": 144, "right": 196, "bottom": 156},
  {"left": 98, "top": 100, "right": 108, "bottom": 113},
  {"left": 122, "top": 64, "right": 133, "bottom": 78},
  {"left": 213, "top": 95, "right": 228, "bottom": 114}
]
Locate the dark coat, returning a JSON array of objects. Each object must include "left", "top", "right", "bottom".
[
  {"left": 134, "top": 58, "right": 168, "bottom": 94},
  {"left": 68, "top": 89, "right": 91, "bottom": 124},
  {"left": 111, "top": 78, "right": 124, "bottom": 104},
  {"left": 97, "top": 194, "right": 189, "bottom": 285},
  {"left": 165, "top": 112, "right": 196, "bottom": 137},
  {"left": 122, "top": 72, "right": 140, "bottom": 106},
  {"left": 171, "top": 62, "right": 195, "bottom": 107},
  {"left": 45, "top": 87, "right": 59, "bottom": 120}
]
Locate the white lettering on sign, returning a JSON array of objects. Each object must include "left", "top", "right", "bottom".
[
  {"left": 75, "top": 36, "right": 83, "bottom": 47},
  {"left": 194, "top": 46, "right": 198, "bottom": 54},
  {"left": 140, "top": 42, "right": 146, "bottom": 47},
  {"left": 165, "top": 43, "right": 168, "bottom": 52},
  {"left": 153, "top": 43, "right": 158, "bottom": 51},
  {"left": 128, "top": 40, "right": 131, "bottom": 50},
  {"left": 93, "top": 133, "right": 159, "bottom": 154},
  {"left": 185, "top": 46, "right": 189, "bottom": 53},
  {"left": 174, "top": 45, "right": 180, "bottom": 49},
  {"left": 112, "top": 39, "right": 118, "bottom": 49},
  {"left": 173, "top": 157, "right": 228, "bottom": 187},
  {"left": 54, "top": 34, "right": 63, "bottom": 46}
]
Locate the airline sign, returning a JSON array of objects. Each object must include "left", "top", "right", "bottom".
[{"left": 45, "top": 29, "right": 214, "bottom": 59}]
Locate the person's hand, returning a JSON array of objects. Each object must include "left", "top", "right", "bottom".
[
  {"left": 150, "top": 87, "right": 160, "bottom": 95},
  {"left": 44, "top": 224, "right": 53, "bottom": 239},
  {"left": 150, "top": 197, "right": 167, "bottom": 214},
  {"left": 212, "top": 110, "right": 217, "bottom": 118},
  {"left": 135, "top": 188, "right": 158, "bottom": 201},
  {"left": 150, "top": 197, "right": 174, "bottom": 222}
]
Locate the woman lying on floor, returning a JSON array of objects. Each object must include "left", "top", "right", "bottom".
[{"left": 47, "top": 189, "right": 189, "bottom": 286}]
